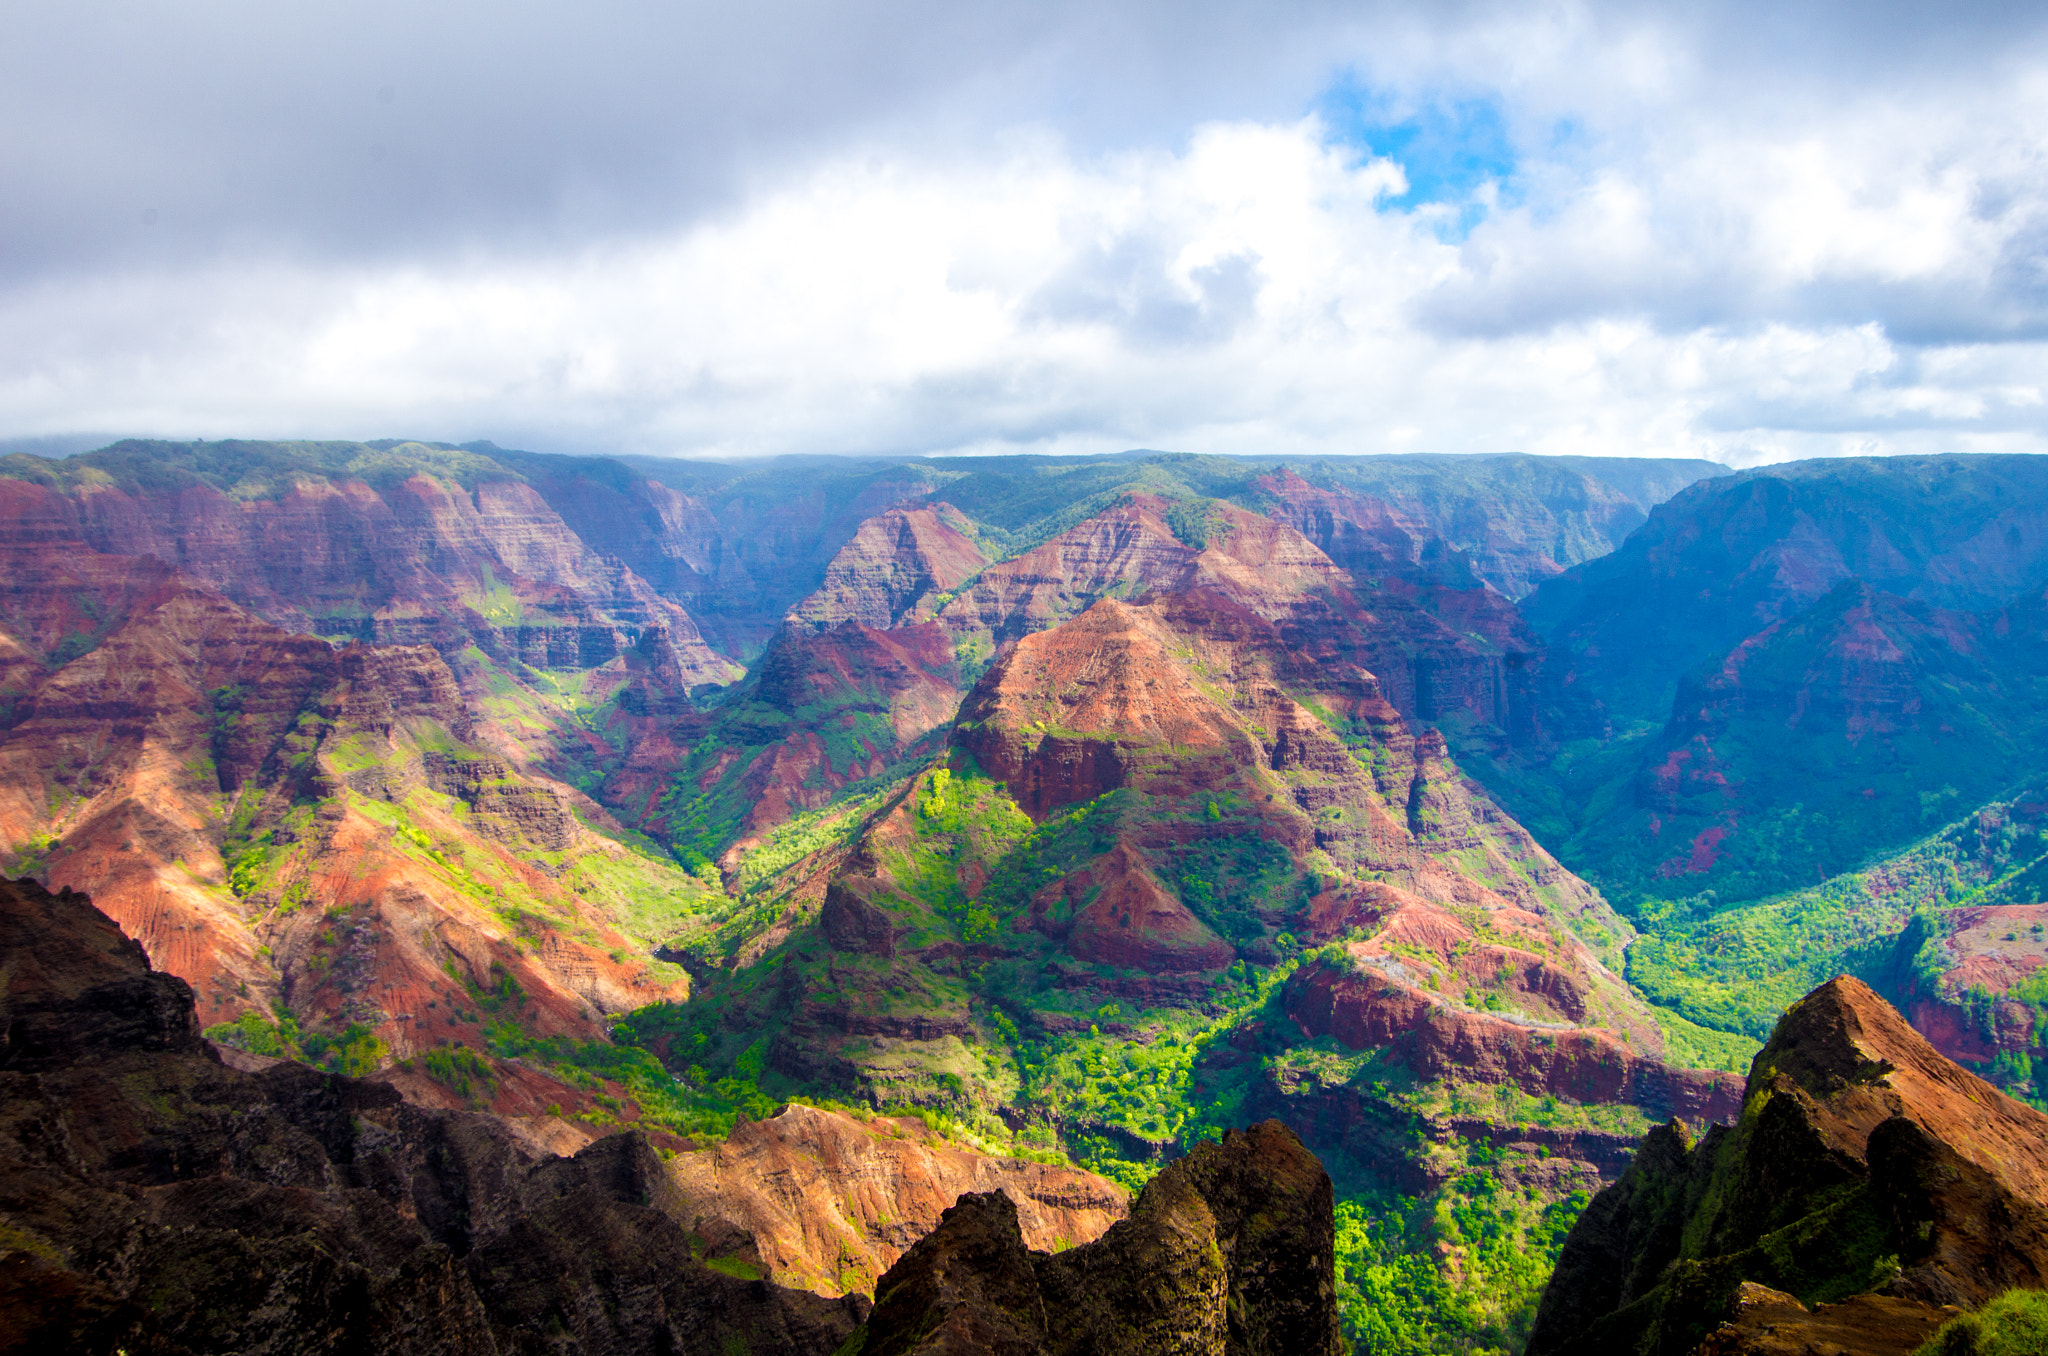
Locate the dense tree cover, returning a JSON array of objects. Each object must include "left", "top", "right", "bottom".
[{"left": 1338, "top": 1177, "right": 1588, "bottom": 1356}]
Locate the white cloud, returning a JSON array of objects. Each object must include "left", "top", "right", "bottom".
[{"left": 7, "top": 1, "right": 2048, "bottom": 463}]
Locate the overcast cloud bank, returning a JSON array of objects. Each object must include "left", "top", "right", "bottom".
[{"left": 7, "top": 0, "right": 2048, "bottom": 464}]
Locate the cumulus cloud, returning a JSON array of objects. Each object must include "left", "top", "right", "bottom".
[{"left": 6, "top": 0, "right": 2048, "bottom": 462}]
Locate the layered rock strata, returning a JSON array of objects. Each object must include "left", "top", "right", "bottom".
[
  {"left": 790, "top": 503, "right": 988, "bottom": 631},
  {"left": 0, "top": 442, "right": 738, "bottom": 684},
  {"left": 0, "top": 562, "right": 698, "bottom": 1063}
]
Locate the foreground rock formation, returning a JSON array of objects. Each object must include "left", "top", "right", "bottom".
[
  {"left": 0, "top": 874, "right": 867, "bottom": 1354},
  {"left": 0, "top": 874, "right": 1348, "bottom": 1354},
  {"left": 1527, "top": 975, "right": 2048, "bottom": 1356},
  {"left": 853, "top": 1120, "right": 1342, "bottom": 1356}
]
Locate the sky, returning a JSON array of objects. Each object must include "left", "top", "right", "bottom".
[{"left": 6, "top": 0, "right": 2048, "bottom": 466}]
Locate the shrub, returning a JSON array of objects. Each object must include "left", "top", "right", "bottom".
[{"left": 1917, "top": 1289, "right": 2048, "bottom": 1356}]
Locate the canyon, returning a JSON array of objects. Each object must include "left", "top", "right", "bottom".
[{"left": 3, "top": 437, "right": 2047, "bottom": 1353}]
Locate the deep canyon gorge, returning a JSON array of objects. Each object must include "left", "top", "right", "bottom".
[{"left": 5, "top": 439, "right": 2048, "bottom": 1355}]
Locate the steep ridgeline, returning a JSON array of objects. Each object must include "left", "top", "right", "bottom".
[
  {"left": 490, "top": 446, "right": 962, "bottom": 660},
  {"left": 789, "top": 502, "right": 990, "bottom": 632},
  {"left": 0, "top": 875, "right": 868, "bottom": 1356},
  {"left": 0, "top": 541, "right": 724, "bottom": 1119},
  {"left": 0, "top": 440, "right": 1710, "bottom": 879},
  {"left": 637, "top": 556, "right": 1742, "bottom": 1349},
  {"left": 1493, "top": 453, "right": 2048, "bottom": 910},
  {"left": 1254, "top": 453, "right": 1724, "bottom": 600},
  {"left": 936, "top": 490, "right": 1540, "bottom": 730},
  {"left": 636, "top": 503, "right": 991, "bottom": 853},
  {"left": 1529, "top": 976, "right": 2048, "bottom": 1356},
  {"left": 520, "top": 446, "right": 1717, "bottom": 653}
]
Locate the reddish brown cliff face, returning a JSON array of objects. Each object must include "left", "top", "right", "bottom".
[
  {"left": 955, "top": 596, "right": 1252, "bottom": 816},
  {"left": 955, "top": 588, "right": 1621, "bottom": 946},
  {"left": 0, "top": 455, "right": 740, "bottom": 685},
  {"left": 1037, "top": 843, "right": 1235, "bottom": 974},
  {"left": 936, "top": 494, "right": 1200, "bottom": 648},
  {"left": 751, "top": 577, "right": 1667, "bottom": 1138},
  {"left": 0, "top": 558, "right": 699, "bottom": 1061},
  {"left": 737, "top": 622, "right": 965, "bottom": 822},
  {"left": 664, "top": 1102, "right": 1127, "bottom": 1297},
  {"left": 791, "top": 503, "right": 989, "bottom": 631},
  {"left": 1256, "top": 469, "right": 1542, "bottom": 731},
  {"left": 619, "top": 620, "right": 967, "bottom": 853},
  {"left": 1285, "top": 949, "right": 1740, "bottom": 1125}
]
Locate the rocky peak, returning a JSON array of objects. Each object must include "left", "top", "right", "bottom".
[
  {"left": 1753, "top": 975, "right": 2048, "bottom": 1212},
  {"left": 1528, "top": 975, "right": 2048, "bottom": 1356},
  {"left": 0, "top": 876, "right": 206, "bottom": 1071},
  {"left": 789, "top": 502, "right": 988, "bottom": 630},
  {"left": 856, "top": 1120, "right": 1342, "bottom": 1356},
  {"left": 936, "top": 494, "right": 1199, "bottom": 648}
]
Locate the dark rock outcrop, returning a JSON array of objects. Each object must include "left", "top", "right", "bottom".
[
  {"left": 856, "top": 1120, "right": 1342, "bottom": 1356},
  {"left": 0, "top": 874, "right": 865, "bottom": 1355},
  {"left": 1528, "top": 975, "right": 2048, "bottom": 1356}
]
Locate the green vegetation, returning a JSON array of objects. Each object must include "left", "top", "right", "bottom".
[
  {"left": 1916, "top": 1288, "right": 2048, "bottom": 1356},
  {"left": 1970, "top": 965, "right": 2048, "bottom": 1109},
  {"left": 624, "top": 761, "right": 1626, "bottom": 1345},
  {"left": 732, "top": 788, "right": 892, "bottom": 897},
  {"left": 1338, "top": 1179, "right": 1589, "bottom": 1356},
  {"left": 1619, "top": 786, "right": 2048, "bottom": 1055},
  {"left": 421, "top": 1042, "right": 500, "bottom": 1104},
  {"left": 486, "top": 1021, "right": 766, "bottom": 1137},
  {"left": 3, "top": 832, "right": 58, "bottom": 881},
  {"left": 656, "top": 680, "right": 939, "bottom": 870},
  {"left": 0, "top": 437, "right": 523, "bottom": 501},
  {"left": 203, "top": 1007, "right": 387, "bottom": 1076},
  {"left": 1650, "top": 1007, "right": 1762, "bottom": 1073}
]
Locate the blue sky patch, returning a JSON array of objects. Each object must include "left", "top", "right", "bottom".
[{"left": 1315, "top": 77, "right": 1518, "bottom": 236}]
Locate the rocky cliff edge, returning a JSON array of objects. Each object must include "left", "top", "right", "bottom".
[{"left": 1527, "top": 974, "right": 2048, "bottom": 1356}]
